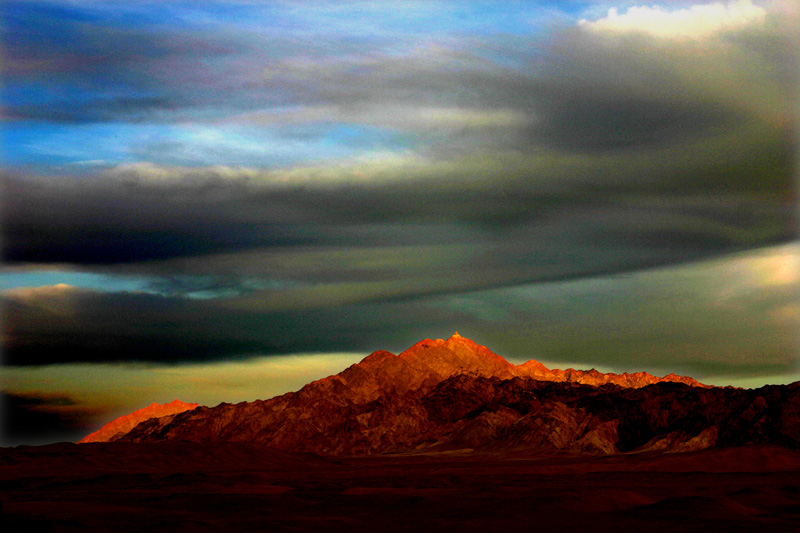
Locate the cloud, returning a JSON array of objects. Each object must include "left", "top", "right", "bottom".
[
  {"left": 235, "top": 104, "right": 529, "bottom": 133},
  {"left": 580, "top": 0, "right": 767, "bottom": 40},
  {"left": 2, "top": 283, "right": 79, "bottom": 300},
  {"left": 2, "top": 286, "right": 278, "bottom": 365},
  {"left": 2, "top": 1, "right": 797, "bottom": 389},
  {"left": 422, "top": 242, "right": 800, "bottom": 378},
  {"left": 3, "top": 243, "right": 797, "bottom": 381},
  {"left": 6, "top": 0, "right": 794, "bottom": 173},
  {"left": 0, "top": 391, "right": 105, "bottom": 446}
]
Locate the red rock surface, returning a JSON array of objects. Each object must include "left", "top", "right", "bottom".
[
  {"left": 79, "top": 399, "right": 198, "bottom": 443},
  {"left": 85, "top": 334, "right": 799, "bottom": 456}
]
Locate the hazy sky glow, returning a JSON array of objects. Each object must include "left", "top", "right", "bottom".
[{"left": 2, "top": 0, "right": 798, "bottom": 445}]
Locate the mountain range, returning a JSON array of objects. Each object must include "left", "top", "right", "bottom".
[{"left": 84, "top": 333, "right": 800, "bottom": 456}]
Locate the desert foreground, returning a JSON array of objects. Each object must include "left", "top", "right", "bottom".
[{"left": 2, "top": 441, "right": 800, "bottom": 532}]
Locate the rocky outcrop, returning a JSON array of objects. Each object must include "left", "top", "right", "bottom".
[
  {"left": 83, "top": 334, "right": 799, "bottom": 456},
  {"left": 79, "top": 400, "right": 198, "bottom": 443}
]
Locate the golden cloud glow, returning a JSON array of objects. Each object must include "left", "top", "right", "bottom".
[
  {"left": 3, "top": 353, "right": 367, "bottom": 429},
  {"left": 749, "top": 244, "right": 800, "bottom": 287},
  {"left": 580, "top": 0, "right": 766, "bottom": 40},
  {"left": 3, "top": 283, "right": 78, "bottom": 299}
]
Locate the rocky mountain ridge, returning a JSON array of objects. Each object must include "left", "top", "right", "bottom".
[
  {"left": 83, "top": 334, "right": 800, "bottom": 456},
  {"left": 79, "top": 399, "right": 198, "bottom": 443}
]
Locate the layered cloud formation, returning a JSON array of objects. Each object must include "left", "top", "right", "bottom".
[{"left": 2, "top": 0, "right": 798, "bottom": 444}]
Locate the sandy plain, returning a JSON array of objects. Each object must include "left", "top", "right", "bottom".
[{"left": 2, "top": 441, "right": 800, "bottom": 532}]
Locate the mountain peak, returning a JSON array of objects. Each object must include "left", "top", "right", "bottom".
[
  {"left": 444, "top": 331, "right": 476, "bottom": 348},
  {"left": 397, "top": 333, "right": 516, "bottom": 381}
]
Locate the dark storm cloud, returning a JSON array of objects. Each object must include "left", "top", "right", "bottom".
[
  {"left": 517, "top": 31, "right": 770, "bottom": 150},
  {"left": 2, "top": 284, "right": 426, "bottom": 366},
  {"left": 4, "top": 239, "right": 797, "bottom": 378},
  {"left": 3, "top": 171, "right": 312, "bottom": 264},
  {"left": 5, "top": 168, "right": 793, "bottom": 302},
  {"left": 3, "top": 286, "right": 276, "bottom": 365},
  {"left": 0, "top": 391, "right": 100, "bottom": 446}
]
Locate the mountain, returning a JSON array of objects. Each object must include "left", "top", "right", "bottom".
[
  {"left": 79, "top": 400, "right": 198, "bottom": 443},
  {"left": 84, "top": 334, "right": 800, "bottom": 455}
]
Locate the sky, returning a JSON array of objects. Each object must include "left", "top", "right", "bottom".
[{"left": 2, "top": 0, "right": 799, "bottom": 446}]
